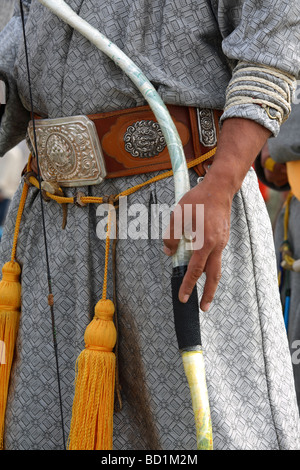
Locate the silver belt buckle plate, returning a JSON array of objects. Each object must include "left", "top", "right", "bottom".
[{"left": 27, "top": 115, "right": 107, "bottom": 187}]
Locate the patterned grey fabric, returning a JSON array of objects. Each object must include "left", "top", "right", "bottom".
[
  {"left": 1, "top": 169, "right": 299, "bottom": 450},
  {"left": 0, "top": 0, "right": 300, "bottom": 451}
]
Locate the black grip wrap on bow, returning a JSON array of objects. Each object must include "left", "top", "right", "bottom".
[{"left": 171, "top": 266, "right": 202, "bottom": 351}]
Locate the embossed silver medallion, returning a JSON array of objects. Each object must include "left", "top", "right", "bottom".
[{"left": 124, "top": 120, "right": 166, "bottom": 158}]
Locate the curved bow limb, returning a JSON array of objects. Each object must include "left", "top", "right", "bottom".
[{"left": 36, "top": 0, "right": 213, "bottom": 450}]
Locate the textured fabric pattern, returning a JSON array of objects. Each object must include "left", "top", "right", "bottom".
[
  {"left": 1, "top": 168, "right": 299, "bottom": 450},
  {"left": 0, "top": 0, "right": 300, "bottom": 451},
  {"left": 1, "top": 0, "right": 300, "bottom": 154}
]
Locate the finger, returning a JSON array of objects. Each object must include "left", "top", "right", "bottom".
[
  {"left": 163, "top": 203, "right": 183, "bottom": 255},
  {"left": 178, "top": 250, "right": 207, "bottom": 303},
  {"left": 199, "top": 250, "right": 222, "bottom": 312}
]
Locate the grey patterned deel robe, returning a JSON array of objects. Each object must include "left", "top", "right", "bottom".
[{"left": 0, "top": 0, "right": 300, "bottom": 450}]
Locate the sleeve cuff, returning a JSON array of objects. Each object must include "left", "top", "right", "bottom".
[{"left": 222, "top": 61, "right": 297, "bottom": 136}]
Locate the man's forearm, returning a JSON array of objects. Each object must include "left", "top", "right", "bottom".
[{"left": 205, "top": 117, "right": 272, "bottom": 199}]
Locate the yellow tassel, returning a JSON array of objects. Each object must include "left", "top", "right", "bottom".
[
  {"left": 0, "top": 261, "right": 22, "bottom": 449},
  {"left": 0, "top": 176, "right": 29, "bottom": 450},
  {"left": 68, "top": 298, "right": 117, "bottom": 450}
]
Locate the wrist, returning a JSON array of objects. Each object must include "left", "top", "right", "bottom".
[
  {"left": 203, "top": 152, "right": 247, "bottom": 200},
  {"left": 199, "top": 117, "right": 271, "bottom": 197}
]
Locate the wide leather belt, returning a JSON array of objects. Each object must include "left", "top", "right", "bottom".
[{"left": 27, "top": 105, "right": 221, "bottom": 187}]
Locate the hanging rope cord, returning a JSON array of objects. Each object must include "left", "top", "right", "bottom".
[
  {"left": 19, "top": 0, "right": 66, "bottom": 449},
  {"left": 102, "top": 204, "right": 113, "bottom": 301},
  {"left": 14, "top": 142, "right": 216, "bottom": 420},
  {"left": 15, "top": 0, "right": 218, "bottom": 450},
  {"left": 21, "top": 147, "right": 216, "bottom": 297},
  {"left": 10, "top": 166, "right": 29, "bottom": 264},
  {"left": 24, "top": 146, "right": 217, "bottom": 206}
]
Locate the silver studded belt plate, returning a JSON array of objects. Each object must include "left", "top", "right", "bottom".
[{"left": 27, "top": 115, "right": 107, "bottom": 187}]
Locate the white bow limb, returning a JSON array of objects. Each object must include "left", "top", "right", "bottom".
[
  {"left": 37, "top": 0, "right": 191, "bottom": 268},
  {"left": 35, "top": 0, "right": 213, "bottom": 450}
]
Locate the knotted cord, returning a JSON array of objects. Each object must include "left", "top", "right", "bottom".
[{"left": 25, "top": 147, "right": 217, "bottom": 207}]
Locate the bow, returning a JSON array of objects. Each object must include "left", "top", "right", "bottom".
[{"left": 34, "top": 0, "right": 213, "bottom": 449}]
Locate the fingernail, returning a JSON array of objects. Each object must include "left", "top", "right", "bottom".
[
  {"left": 202, "top": 302, "right": 211, "bottom": 312},
  {"left": 182, "top": 295, "right": 190, "bottom": 303}
]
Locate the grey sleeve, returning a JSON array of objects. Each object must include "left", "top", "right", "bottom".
[
  {"left": 217, "top": 0, "right": 300, "bottom": 136},
  {"left": 0, "top": 0, "right": 31, "bottom": 158}
]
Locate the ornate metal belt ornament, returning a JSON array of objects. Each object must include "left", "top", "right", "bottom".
[
  {"left": 124, "top": 119, "right": 167, "bottom": 158},
  {"left": 27, "top": 115, "right": 107, "bottom": 187},
  {"left": 197, "top": 108, "right": 217, "bottom": 147}
]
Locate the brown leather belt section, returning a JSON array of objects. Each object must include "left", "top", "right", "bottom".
[
  {"left": 30, "top": 105, "right": 221, "bottom": 183},
  {"left": 87, "top": 104, "right": 221, "bottom": 179}
]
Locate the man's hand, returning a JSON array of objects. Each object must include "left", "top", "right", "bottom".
[
  {"left": 163, "top": 177, "right": 231, "bottom": 312},
  {"left": 261, "top": 142, "right": 288, "bottom": 187},
  {"left": 163, "top": 118, "right": 271, "bottom": 311}
]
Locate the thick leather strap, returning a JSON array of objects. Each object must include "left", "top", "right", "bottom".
[{"left": 88, "top": 104, "right": 221, "bottom": 178}]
